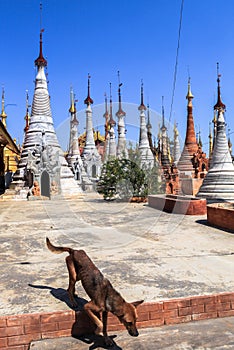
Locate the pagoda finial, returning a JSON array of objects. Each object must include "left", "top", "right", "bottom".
[
  {"left": 110, "top": 82, "right": 112, "bottom": 110},
  {"left": 34, "top": 3, "right": 47, "bottom": 67},
  {"left": 1, "top": 86, "right": 7, "bottom": 127},
  {"left": 186, "top": 76, "right": 194, "bottom": 101},
  {"left": 116, "top": 71, "right": 126, "bottom": 117},
  {"left": 109, "top": 82, "right": 116, "bottom": 127},
  {"left": 161, "top": 96, "right": 166, "bottom": 129},
  {"left": 103, "top": 92, "right": 109, "bottom": 118},
  {"left": 118, "top": 71, "right": 122, "bottom": 105},
  {"left": 138, "top": 80, "right": 146, "bottom": 111},
  {"left": 24, "top": 90, "right": 30, "bottom": 132},
  {"left": 174, "top": 120, "right": 179, "bottom": 137},
  {"left": 103, "top": 93, "right": 109, "bottom": 139},
  {"left": 147, "top": 103, "right": 152, "bottom": 129},
  {"left": 214, "top": 62, "right": 226, "bottom": 111},
  {"left": 84, "top": 74, "right": 93, "bottom": 105},
  {"left": 198, "top": 127, "right": 202, "bottom": 147},
  {"left": 69, "top": 86, "right": 76, "bottom": 113}
]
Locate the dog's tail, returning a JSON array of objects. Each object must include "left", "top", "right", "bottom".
[{"left": 46, "top": 237, "right": 73, "bottom": 254}]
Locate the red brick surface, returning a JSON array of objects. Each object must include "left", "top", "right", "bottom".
[
  {"left": 1, "top": 292, "right": 234, "bottom": 349},
  {"left": 0, "top": 337, "right": 7, "bottom": 348},
  {"left": 207, "top": 204, "right": 234, "bottom": 232},
  {"left": 148, "top": 195, "right": 207, "bottom": 215},
  {"left": 0, "top": 318, "right": 7, "bottom": 328}
]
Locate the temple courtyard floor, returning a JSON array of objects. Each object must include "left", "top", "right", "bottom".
[
  {"left": 0, "top": 192, "right": 233, "bottom": 316},
  {"left": 1, "top": 192, "right": 234, "bottom": 349}
]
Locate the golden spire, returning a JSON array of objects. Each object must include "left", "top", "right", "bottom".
[
  {"left": 174, "top": 120, "right": 179, "bottom": 137},
  {"left": 69, "top": 87, "right": 76, "bottom": 114},
  {"left": 1, "top": 87, "right": 7, "bottom": 128},
  {"left": 186, "top": 77, "right": 194, "bottom": 105},
  {"left": 198, "top": 128, "right": 202, "bottom": 148}
]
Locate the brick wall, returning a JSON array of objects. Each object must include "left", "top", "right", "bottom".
[
  {"left": 148, "top": 195, "right": 207, "bottom": 215},
  {"left": 207, "top": 204, "right": 234, "bottom": 232},
  {"left": 1, "top": 292, "right": 234, "bottom": 349}
]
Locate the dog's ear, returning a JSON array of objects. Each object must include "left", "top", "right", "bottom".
[{"left": 132, "top": 300, "right": 144, "bottom": 308}]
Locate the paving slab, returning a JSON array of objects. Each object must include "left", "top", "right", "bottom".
[
  {"left": 30, "top": 316, "right": 234, "bottom": 350},
  {"left": 0, "top": 193, "right": 234, "bottom": 316}
]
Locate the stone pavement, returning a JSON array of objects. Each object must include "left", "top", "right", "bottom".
[
  {"left": 30, "top": 316, "right": 234, "bottom": 349},
  {"left": 0, "top": 192, "right": 234, "bottom": 316}
]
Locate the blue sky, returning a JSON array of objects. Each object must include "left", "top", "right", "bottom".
[{"left": 1, "top": 0, "right": 234, "bottom": 155}]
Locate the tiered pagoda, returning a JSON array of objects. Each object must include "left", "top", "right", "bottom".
[
  {"left": 177, "top": 78, "right": 208, "bottom": 195},
  {"left": 197, "top": 70, "right": 234, "bottom": 202},
  {"left": 116, "top": 73, "right": 128, "bottom": 159},
  {"left": 11, "top": 30, "right": 83, "bottom": 197},
  {"left": 138, "top": 82, "right": 154, "bottom": 169},
  {"left": 81, "top": 75, "right": 102, "bottom": 182},
  {"left": 66, "top": 87, "right": 90, "bottom": 189}
]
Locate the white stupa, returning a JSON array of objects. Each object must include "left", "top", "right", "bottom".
[
  {"left": 197, "top": 70, "right": 234, "bottom": 203},
  {"left": 138, "top": 82, "right": 154, "bottom": 169},
  {"left": 12, "top": 30, "right": 83, "bottom": 197}
]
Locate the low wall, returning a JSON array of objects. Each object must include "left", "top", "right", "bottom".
[
  {"left": 1, "top": 292, "right": 234, "bottom": 349},
  {"left": 148, "top": 194, "right": 207, "bottom": 215},
  {"left": 207, "top": 203, "right": 234, "bottom": 232}
]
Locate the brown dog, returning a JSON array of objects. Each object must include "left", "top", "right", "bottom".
[{"left": 46, "top": 237, "right": 143, "bottom": 347}]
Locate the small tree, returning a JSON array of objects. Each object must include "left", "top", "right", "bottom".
[
  {"left": 128, "top": 144, "right": 164, "bottom": 196},
  {"left": 97, "top": 158, "right": 146, "bottom": 201}
]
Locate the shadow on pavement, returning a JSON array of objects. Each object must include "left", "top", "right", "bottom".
[
  {"left": 28, "top": 284, "right": 87, "bottom": 311},
  {"left": 28, "top": 284, "right": 123, "bottom": 349},
  {"left": 75, "top": 334, "right": 122, "bottom": 350},
  {"left": 196, "top": 219, "right": 234, "bottom": 234}
]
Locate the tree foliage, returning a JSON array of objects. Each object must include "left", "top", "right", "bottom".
[
  {"left": 97, "top": 156, "right": 163, "bottom": 201},
  {"left": 97, "top": 158, "right": 146, "bottom": 200}
]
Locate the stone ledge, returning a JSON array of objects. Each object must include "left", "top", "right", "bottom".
[
  {"left": 1, "top": 292, "right": 234, "bottom": 349},
  {"left": 148, "top": 194, "right": 207, "bottom": 215},
  {"left": 207, "top": 203, "right": 234, "bottom": 232}
]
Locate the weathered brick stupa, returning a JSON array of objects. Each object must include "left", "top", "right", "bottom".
[
  {"left": 177, "top": 78, "right": 198, "bottom": 173},
  {"left": 197, "top": 71, "right": 234, "bottom": 203},
  {"left": 177, "top": 78, "right": 208, "bottom": 195},
  {"left": 11, "top": 30, "right": 83, "bottom": 198}
]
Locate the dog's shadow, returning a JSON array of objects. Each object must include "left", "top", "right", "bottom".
[
  {"left": 28, "top": 283, "right": 86, "bottom": 311},
  {"left": 28, "top": 284, "right": 122, "bottom": 349}
]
